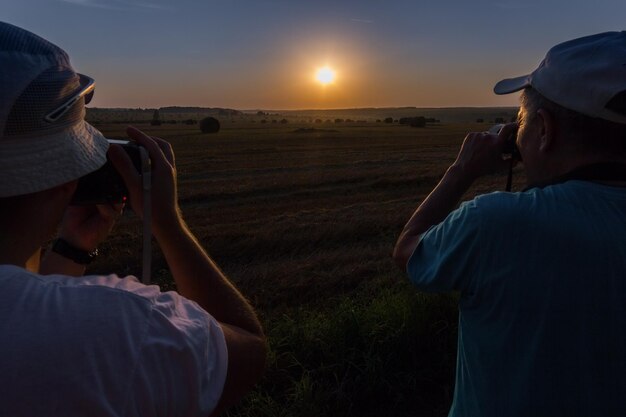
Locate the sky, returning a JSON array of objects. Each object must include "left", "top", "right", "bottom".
[{"left": 4, "top": 0, "right": 626, "bottom": 109}]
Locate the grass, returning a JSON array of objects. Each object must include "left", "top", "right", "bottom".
[
  {"left": 88, "top": 118, "right": 526, "bottom": 416},
  {"left": 232, "top": 287, "right": 459, "bottom": 417}
]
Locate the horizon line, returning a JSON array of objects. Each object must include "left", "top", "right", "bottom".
[{"left": 88, "top": 105, "right": 520, "bottom": 111}]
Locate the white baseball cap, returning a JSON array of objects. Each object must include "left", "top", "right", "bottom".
[
  {"left": 494, "top": 31, "right": 626, "bottom": 124},
  {"left": 0, "top": 21, "right": 109, "bottom": 197}
]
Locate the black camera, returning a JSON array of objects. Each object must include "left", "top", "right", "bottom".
[
  {"left": 489, "top": 123, "right": 522, "bottom": 161},
  {"left": 70, "top": 139, "right": 146, "bottom": 205}
]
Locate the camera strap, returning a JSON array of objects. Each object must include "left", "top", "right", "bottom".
[
  {"left": 523, "top": 162, "right": 626, "bottom": 191},
  {"left": 140, "top": 148, "right": 152, "bottom": 284},
  {"left": 505, "top": 158, "right": 515, "bottom": 191}
]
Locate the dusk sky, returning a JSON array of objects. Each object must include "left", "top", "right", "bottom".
[{"left": 5, "top": 0, "right": 626, "bottom": 109}]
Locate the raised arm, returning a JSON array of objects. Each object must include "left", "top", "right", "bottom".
[
  {"left": 109, "top": 127, "right": 266, "bottom": 415},
  {"left": 393, "top": 124, "right": 516, "bottom": 269}
]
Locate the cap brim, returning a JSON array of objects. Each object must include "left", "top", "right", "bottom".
[{"left": 494, "top": 74, "right": 531, "bottom": 95}]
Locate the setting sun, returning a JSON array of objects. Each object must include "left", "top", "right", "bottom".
[{"left": 315, "top": 66, "right": 336, "bottom": 85}]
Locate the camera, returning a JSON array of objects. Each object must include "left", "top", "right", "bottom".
[
  {"left": 489, "top": 123, "right": 522, "bottom": 161},
  {"left": 70, "top": 139, "right": 146, "bottom": 205}
]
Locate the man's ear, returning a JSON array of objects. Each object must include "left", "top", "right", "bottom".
[{"left": 536, "top": 108, "right": 556, "bottom": 153}]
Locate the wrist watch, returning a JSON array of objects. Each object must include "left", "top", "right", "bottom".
[{"left": 51, "top": 238, "right": 99, "bottom": 265}]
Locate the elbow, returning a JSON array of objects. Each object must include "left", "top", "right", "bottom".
[
  {"left": 393, "top": 233, "right": 421, "bottom": 272},
  {"left": 392, "top": 243, "right": 409, "bottom": 271},
  {"left": 211, "top": 326, "right": 269, "bottom": 416}
]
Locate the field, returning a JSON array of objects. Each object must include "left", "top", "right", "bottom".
[{"left": 89, "top": 115, "right": 524, "bottom": 417}]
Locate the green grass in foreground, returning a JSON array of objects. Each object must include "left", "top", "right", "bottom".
[{"left": 228, "top": 285, "right": 458, "bottom": 417}]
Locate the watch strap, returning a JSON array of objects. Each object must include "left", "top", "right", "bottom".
[{"left": 51, "top": 238, "right": 99, "bottom": 265}]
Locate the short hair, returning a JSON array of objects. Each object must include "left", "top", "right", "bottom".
[{"left": 520, "top": 87, "right": 626, "bottom": 157}]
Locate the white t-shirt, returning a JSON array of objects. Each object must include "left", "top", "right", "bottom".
[{"left": 0, "top": 265, "right": 228, "bottom": 417}]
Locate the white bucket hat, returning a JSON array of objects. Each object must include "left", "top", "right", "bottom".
[
  {"left": 494, "top": 31, "right": 626, "bottom": 124},
  {"left": 0, "top": 21, "right": 109, "bottom": 197}
]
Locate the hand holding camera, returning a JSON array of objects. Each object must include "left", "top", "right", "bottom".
[
  {"left": 489, "top": 123, "right": 521, "bottom": 162},
  {"left": 452, "top": 122, "right": 519, "bottom": 182},
  {"left": 108, "top": 126, "right": 180, "bottom": 235},
  {"left": 58, "top": 127, "right": 178, "bottom": 276}
]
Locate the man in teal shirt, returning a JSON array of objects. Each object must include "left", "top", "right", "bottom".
[{"left": 394, "top": 32, "right": 626, "bottom": 416}]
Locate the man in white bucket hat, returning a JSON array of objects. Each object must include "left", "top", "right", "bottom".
[
  {"left": 394, "top": 32, "right": 626, "bottom": 416},
  {"left": 0, "top": 21, "right": 266, "bottom": 416}
]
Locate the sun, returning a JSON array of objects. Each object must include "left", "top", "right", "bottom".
[{"left": 315, "top": 66, "right": 336, "bottom": 85}]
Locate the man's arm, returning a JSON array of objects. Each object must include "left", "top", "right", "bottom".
[
  {"left": 393, "top": 124, "right": 517, "bottom": 269},
  {"left": 40, "top": 204, "right": 122, "bottom": 276},
  {"left": 109, "top": 127, "right": 266, "bottom": 414},
  {"left": 392, "top": 165, "right": 473, "bottom": 269}
]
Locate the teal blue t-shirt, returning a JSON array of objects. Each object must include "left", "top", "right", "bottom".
[{"left": 407, "top": 181, "right": 626, "bottom": 417}]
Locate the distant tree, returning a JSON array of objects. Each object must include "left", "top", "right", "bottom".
[
  {"left": 345, "top": 119, "right": 354, "bottom": 123},
  {"left": 256, "top": 111, "right": 266, "bottom": 116},
  {"left": 384, "top": 117, "right": 393, "bottom": 124},
  {"left": 376, "top": 119, "right": 382, "bottom": 123},
  {"left": 199, "top": 116, "right": 220, "bottom": 133},
  {"left": 260, "top": 119, "right": 267, "bottom": 124},
  {"left": 325, "top": 119, "right": 332, "bottom": 123},
  {"left": 399, "top": 116, "right": 426, "bottom": 127},
  {"left": 272, "top": 119, "right": 278, "bottom": 124},
  {"left": 410, "top": 116, "right": 426, "bottom": 128},
  {"left": 280, "top": 118, "right": 288, "bottom": 124},
  {"left": 315, "top": 119, "right": 322, "bottom": 124},
  {"left": 150, "top": 109, "right": 161, "bottom": 126},
  {"left": 334, "top": 118, "right": 344, "bottom": 123}
]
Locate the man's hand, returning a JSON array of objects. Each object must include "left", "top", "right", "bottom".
[
  {"left": 452, "top": 123, "right": 518, "bottom": 181},
  {"left": 58, "top": 204, "right": 123, "bottom": 252},
  {"left": 393, "top": 123, "right": 519, "bottom": 270},
  {"left": 108, "top": 126, "right": 180, "bottom": 235},
  {"left": 41, "top": 199, "right": 123, "bottom": 276}
]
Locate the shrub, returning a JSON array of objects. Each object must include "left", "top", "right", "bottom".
[
  {"left": 410, "top": 117, "right": 426, "bottom": 128},
  {"left": 384, "top": 117, "right": 393, "bottom": 124},
  {"left": 150, "top": 109, "right": 161, "bottom": 126},
  {"left": 199, "top": 116, "right": 220, "bottom": 133}
]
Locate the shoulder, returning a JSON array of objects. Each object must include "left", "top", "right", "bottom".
[
  {"left": 0, "top": 265, "right": 221, "bottom": 347},
  {"left": 0, "top": 265, "right": 228, "bottom": 416},
  {"left": 0, "top": 265, "right": 219, "bottom": 337},
  {"left": 463, "top": 188, "right": 546, "bottom": 225}
]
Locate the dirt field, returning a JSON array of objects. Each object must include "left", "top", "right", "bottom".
[{"left": 88, "top": 119, "right": 525, "bottom": 416}]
